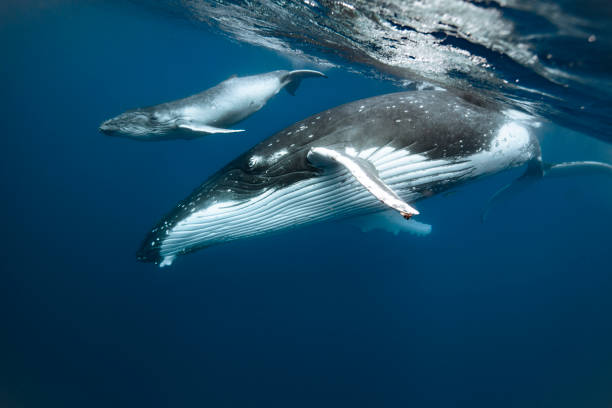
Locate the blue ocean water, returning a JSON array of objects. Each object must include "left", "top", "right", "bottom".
[{"left": 1, "top": 1, "right": 611, "bottom": 407}]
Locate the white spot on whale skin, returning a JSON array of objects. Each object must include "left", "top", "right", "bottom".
[
  {"left": 268, "top": 149, "right": 288, "bottom": 163},
  {"left": 249, "top": 155, "right": 263, "bottom": 167}
]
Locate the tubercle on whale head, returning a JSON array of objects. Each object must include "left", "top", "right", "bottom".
[{"left": 136, "top": 234, "right": 163, "bottom": 265}]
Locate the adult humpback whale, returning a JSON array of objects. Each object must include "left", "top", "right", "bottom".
[
  {"left": 137, "top": 90, "right": 612, "bottom": 267},
  {"left": 99, "top": 69, "right": 326, "bottom": 140}
]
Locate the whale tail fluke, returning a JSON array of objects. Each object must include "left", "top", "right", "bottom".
[
  {"left": 481, "top": 159, "right": 612, "bottom": 222},
  {"left": 282, "top": 69, "right": 327, "bottom": 96}
]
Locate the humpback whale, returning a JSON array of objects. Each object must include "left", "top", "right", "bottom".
[
  {"left": 99, "top": 69, "right": 326, "bottom": 140},
  {"left": 136, "top": 90, "right": 612, "bottom": 267}
]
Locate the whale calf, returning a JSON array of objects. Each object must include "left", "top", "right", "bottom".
[
  {"left": 136, "top": 90, "right": 612, "bottom": 267},
  {"left": 99, "top": 69, "right": 326, "bottom": 140}
]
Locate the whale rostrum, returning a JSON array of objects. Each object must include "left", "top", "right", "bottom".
[
  {"left": 135, "top": 90, "right": 612, "bottom": 267},
  {"left": 99, "top": 69, "right": 326, "bottom": 140}
]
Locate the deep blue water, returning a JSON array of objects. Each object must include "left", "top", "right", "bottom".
[{"left": 1, "top": 1, "right": 612, "bottom": 407}]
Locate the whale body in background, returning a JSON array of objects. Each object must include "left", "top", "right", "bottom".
[
  {"left": 99, "top": 69, "right": 326, "bottom": 140},
  {"left": 136, "top": 90, "right": 612, "bottom": 267}
]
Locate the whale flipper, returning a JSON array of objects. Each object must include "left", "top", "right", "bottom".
[
  {"left": 307, "top": 147, "right": 419, "bottom": 219},
  {"left": 349, "top": 211, "right": 432, "bottom": 236},
  {"left": 178, "top": 123, "right": 245, "bottom": 134},
  {"left": 282, "top": 70, "right": 327, "bottom": 96},
  {"left": 543, "top": 161, "right": 612, "bottom": 178},
  {"left": 482, "top": 159, "right": 612, "bottom": 222}
]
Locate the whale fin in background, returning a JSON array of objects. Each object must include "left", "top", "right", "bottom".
[
  {"left": 307, "top": 147, "right": 420, "bottom": 219},
  {"left": 282, "top": 69, "right": 327, "bottom": 96},
  {"left": 543, "top": 160, "right": 612, "bottom": 178},
  {"left": 481, "top": 159, "right": 612, "bottom": 222},
  {"left": 349, "top": 211, "right": 432, "bottom": 236},
  {"left": 178, "top": 123, "right": 245, "bottom": 134}
]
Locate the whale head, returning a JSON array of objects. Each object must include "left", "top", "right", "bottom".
[{"left": 99, "top": 109, "right": 176, "bottom": 139}]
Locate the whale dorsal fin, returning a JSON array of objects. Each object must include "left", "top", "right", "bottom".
[
  {"left": 282, "top": 70, "right": 327, "bottom": 96},
  {"left": 178, "top": 122, "right": 245, "bottom": 134},
  {"left": 307, "top": 146, "right": 419, "bottom": 219}
]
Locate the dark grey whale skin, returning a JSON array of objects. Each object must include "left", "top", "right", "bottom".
[{"left": 137, "top": 90, "right": 518, "bottom": 263}]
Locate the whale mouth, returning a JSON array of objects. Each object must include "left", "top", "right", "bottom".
[
  {"left": 99, "top": 120, "right": 117, "bottom": 135},
  {"left": 99, "top": 110, "right": 176, "bottom": 138},
  {"left": 99, "top": 114, "right": 153, "bottom": 138}
]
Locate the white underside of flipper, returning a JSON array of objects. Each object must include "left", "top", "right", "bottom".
[
  {"left": 178, "top": 123, "right": 245, "bottom": 134},
  {"left": 307, "top": 147, "right": 420, "bottom": 219},
  {"left": 348, "top": 211, "right": 432, "bottom": 236},
  {"left": 159, "top": 254, "right": 176, "bottom": 268}
]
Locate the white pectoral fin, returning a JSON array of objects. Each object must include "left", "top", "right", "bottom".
[
  {"left": 307, "top": 147, "right": 419, "bottom": 218},
  {"left": 178, "top": 122, "right": 245, "bottom": 134},
  {"left": 349, "top": 211, "right": 432, "bottom": 236}
]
